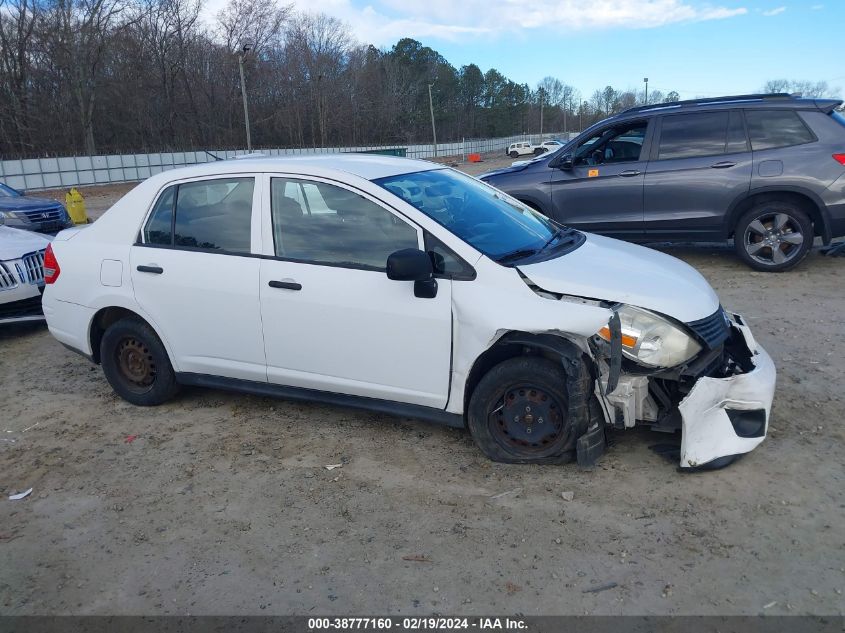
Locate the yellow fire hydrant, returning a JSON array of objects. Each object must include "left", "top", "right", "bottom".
[{"left": 65, "top": 188, "right": 89, "bottom": 224}]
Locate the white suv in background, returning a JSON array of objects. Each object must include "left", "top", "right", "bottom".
[
  {"left": 0, "top": 220, "right": 51, "bottom": 324},
  {"left": 43, "top": 155, "right": 776, "bottom": 469}
]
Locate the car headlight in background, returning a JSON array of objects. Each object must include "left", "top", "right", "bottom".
[
  {"left": 0, "top": 211, "right": 17, "bottom": 219},
  {"left": 598, "top": 305, "right": 702, "bottom": 368}
]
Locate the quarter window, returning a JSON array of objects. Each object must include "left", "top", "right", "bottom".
[
  {"left": 745, "top": 110, "right": 815, "bottom": 150},
  {"left": 270, "top": 178, "right": 418, "bottom": 270},
  {"left": 142, "top": 178, "right": 254, "bottom": 253},
  {"left": 658, "top": 112, "right": 730, "bottom": 159}
]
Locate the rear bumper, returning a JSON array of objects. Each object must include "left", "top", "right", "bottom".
[
  {"left": 678, "top": 315, "right": 776, "bottom": 468},
  {"left": 42, "top": 293, "right": 96, "bottom": 356}
]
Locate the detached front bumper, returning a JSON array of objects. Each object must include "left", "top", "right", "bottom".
[{"left": 678, "top": 314, "right": 776, "bottom": 468}]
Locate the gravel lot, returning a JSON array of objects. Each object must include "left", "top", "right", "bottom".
[{"left": 2, "top": 155, "right": 844, "bottom": 616}]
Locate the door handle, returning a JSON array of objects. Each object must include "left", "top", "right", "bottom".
[
  {"left": 711, "top": 161, "right": 736, "bottom": 169},
  {"left": 269, "top": 280, "right": 302, "bottom": 291},
  {"left": 619, "top": 170, "right": 641, "bottom": 177},
  {"left": 136, "top": 265, "right": 163, "bottom": 274}
]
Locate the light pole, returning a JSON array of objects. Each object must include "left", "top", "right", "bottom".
[
  {"left": 239, "top": 44, "right": 252, "bottom": 152},
  {"left": 643, "top": 77, "right": 649, "bottom": 105},
  {"left": 580, "top": 100, "right": 585, "bottom": 132},
  {"left": 428, "top": 82, "right": 438, "bottom": 157},
  {"left": 538, "top": 87, "right": 544, "bottom": 141}
]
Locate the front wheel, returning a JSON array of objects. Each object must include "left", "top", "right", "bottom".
[
  {"left": 467, "top": 357, "right": 579, "bottom": 464},
  {"left": 734, "top": 202, "right": 813, "bottom": 271},
  {"left": 100, "top": 318, "right": 179, "bottom": 406}
]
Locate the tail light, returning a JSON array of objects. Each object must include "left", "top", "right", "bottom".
[
  {"left": 833, "top": 154, "right": 845, "bottom": 166},
  {"left": 43, "top": 243, "right": 60, "bottom": 284}
]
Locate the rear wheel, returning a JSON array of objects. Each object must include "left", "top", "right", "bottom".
[
  {"left": 467, "top": 357, "right": 579, "bottom": 464},
  {"left": 101, "top": 318, "right": 178, "bottom": 406},
  {"left": 509, "top": 151, "right": 519, "bottom": 158},
  {"left": 734, "top": 202, "right": 813, "bottom": 271}
]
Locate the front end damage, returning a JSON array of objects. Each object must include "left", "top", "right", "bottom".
[{"left": 592, "top": 312, "right": 776, "bottom": 469}]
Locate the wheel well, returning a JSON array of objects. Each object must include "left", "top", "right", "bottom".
[
  {"left": 728, "top": 191, "right": 825, "bottom": 239},
  {"left": 89, "top": 307, "right": 147, "bottom": 364},
  {"left": 463, "top": 331, "right": 587, "bottom": 412}
]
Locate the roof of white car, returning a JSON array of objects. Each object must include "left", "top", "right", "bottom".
[{"left": 153, "top": 154, "right": 442, "bottom": 182}]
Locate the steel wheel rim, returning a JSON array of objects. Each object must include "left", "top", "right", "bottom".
[
  {"left": 116, "top": 337, "right": 156, "bottom": 393},
  {"left": 743, "top": 211, "right": 805, "bottom": 266},
  {"left": 488, "top": 383, "right": 568, "bottom": 457}
]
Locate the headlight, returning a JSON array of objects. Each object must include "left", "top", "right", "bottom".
[
  {"left": 0, "top": 211, "right": 16, "bottom": 219},
  {"left": 597, "top": 305, "right": 702, "bottom": 368}
]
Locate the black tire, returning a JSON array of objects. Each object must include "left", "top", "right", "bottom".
[
  {"left": 509, "top": 151, "right": 519, "bottom": 158},
  {"left": 533, "top": 148, "right": 544, "bottom": 155},
  {"left": 100, "top": 317, "right": 179, "bottom": 406},
  {"left": 734, "top": 202, "right": 813, "bottom": 272},
  {"left": 467, "top": 357, "right": 580, "bottom": 464}
]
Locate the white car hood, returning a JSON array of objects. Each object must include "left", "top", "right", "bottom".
[
  {"left": 0, "top": 225, "right": 51, "bottom": 260},
  {"left": 517, "top": 233, "right": 720, "bottom": 323}
]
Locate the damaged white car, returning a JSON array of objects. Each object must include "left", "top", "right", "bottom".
[
  {"left": 0, "top": 218, "right": 51, "bottom": 324},
  {"left": 42, "top": 156, "right": 775, "bottom": 469}
]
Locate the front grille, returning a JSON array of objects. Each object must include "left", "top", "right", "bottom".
[
  {"left": 16, "top": 250, "right": 45, "bottom": 285},
  {"left": 19, "top": 207, "right": 64, "bottom": 222},
  {"left": 0, "top": 262, "right": 18, "bottom": 290},
  {"left": 686, "top": 306, "right": 731, "bottom": 350}
]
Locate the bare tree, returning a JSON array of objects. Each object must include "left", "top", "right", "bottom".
[{"left": 217, "top": 0, "right": 290, "bottom": 54}]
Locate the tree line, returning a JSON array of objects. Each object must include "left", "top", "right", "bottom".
[{"left": 0, "top": 0, "right": 837, "bottom": 159}]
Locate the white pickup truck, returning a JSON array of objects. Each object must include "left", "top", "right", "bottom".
[{"left": 0, "top": 222, "right": 51, "bottom": 324}]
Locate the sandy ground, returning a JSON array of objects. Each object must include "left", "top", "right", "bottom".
[{"left": 1, "top": 155, "right": 844, "bottom": 616}]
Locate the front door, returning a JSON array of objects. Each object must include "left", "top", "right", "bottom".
[
  {"left": 548, "top": 120, "right": 650, "bottom": 238},
  {"left": 258, "top": 176, "right": 453, "bottom": 409},
  {"left": 130, "top": 175, "right": 267, "bottom": 381}
]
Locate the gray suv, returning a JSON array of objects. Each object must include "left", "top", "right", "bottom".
[{"left": 480, "top": 93, "right": 845, "bottom": 271}]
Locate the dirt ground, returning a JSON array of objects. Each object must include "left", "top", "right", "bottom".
[{"left": 1, "top": 155, "right": 844, "bottom": 616}]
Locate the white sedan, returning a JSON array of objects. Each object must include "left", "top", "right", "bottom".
[
  {"left": 0, "top": 221, "right": 51, "bottom": 324},
  {"left": 43, "top": 155, "right": 775, "bottom": 469}
]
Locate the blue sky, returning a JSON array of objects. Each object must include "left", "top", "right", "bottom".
[{"left": 263, "top": 0, "right": 842, "bottom": 100}]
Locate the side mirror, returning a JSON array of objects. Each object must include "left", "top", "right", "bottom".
[
  {"left": 386, "top": 248, "right": 437, "bottom": 298},
  {"left": 15, "top": 188, "right": 25, "bottom": 196},
  {"left": 559, "top": 153, "right": 573, "bottom": 170}
]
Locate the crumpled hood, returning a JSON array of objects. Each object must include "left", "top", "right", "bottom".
[
  {"left": 0, "top": 225, "right": 51, "bottom": 260},
  {"left": 517, "top": 233, "right": 720, "bottom": 323}
]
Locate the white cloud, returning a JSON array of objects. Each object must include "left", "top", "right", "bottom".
[
  {"left": 811, "top": 4, "right": 824, "bottom": 9},
  {"left": 762, "top": 6, "right": 787, "bottom": 16},
  {"left": 250, "top": 0, "right": 749, "bottom": 46}
]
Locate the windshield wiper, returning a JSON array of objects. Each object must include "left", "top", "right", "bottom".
[
  {"left": 496, "top": 248, "right": 540, "bottom": 264},
  {"left": 539, "top": 228, "right": 565, "bottom": 252}
]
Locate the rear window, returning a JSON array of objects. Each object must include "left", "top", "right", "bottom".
[
  {"left": 658, "top": 112, "right": 729, "bottom": 159},
  {"left": 745, "top": 110, "right": 815, "bottom": 150}
]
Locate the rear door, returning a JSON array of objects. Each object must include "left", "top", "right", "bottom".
[
  {"left": 643, "top": 110, "right": 752, "bottom": 240},
  {"left": 548, "top": 119, "right": 651, "bottom": 238},
  {"left": 130, "top": 175, "right": 267, "bottom": 382}
]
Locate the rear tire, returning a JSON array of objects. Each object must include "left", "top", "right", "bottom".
[
  {"left": 467, "top": 357, "right": 579, "bottom": 464},
  {"left": 509, "top": 151, "right": 519, "bottom": 158},
  {"left": 101, "top": 318, "right": 179, "bottom": 406},
  {"left": 733, "top": 202, "right": 813, "bottom": 272}
]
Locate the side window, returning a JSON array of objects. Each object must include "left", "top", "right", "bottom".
[
  {"left": 726, "top": 110, "right": 749, "bottom": 154},
  {"left": 172, "top": 178, "right": 254, "bottom": 252},
  {"left": 658, "top": 112, "right": 729, "bottom": 159},
  {"left": 746, "top": 110, "right": 815, "bottom": 150},
  {"left": 574, "top": 122, "right": 646, "bottom": 166},
  {"left": 144, "top": 186, "right": 175, "bottom": 245},
  {"left": 424, "top": 232, "right": 475, "bottom": 280},
  {"left": 271, "top": 178, "right": 419, "bottom": 270}
]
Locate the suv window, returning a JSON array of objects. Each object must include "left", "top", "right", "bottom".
[
  {"left": 143, "top": 178, "right": 254, "bottom": 252},
  {"left": 270, "top": 178, "right": 418, "bottom": 270},
  {"left": 574, "top": 122, "right": 647, "bottom": 166},
  {"left": 658, "top": 111, "right": 730, "bottom": 160},
  {"left": 745, "top": 110, "right": 815, "bottom": 150}
]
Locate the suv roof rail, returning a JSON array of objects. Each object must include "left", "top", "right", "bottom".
[{"left": 621, "top": 92, "right": 795, "bottom": 114}]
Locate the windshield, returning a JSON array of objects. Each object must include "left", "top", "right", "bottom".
[
  {"left": 0, "top": 183, "right": 20, "bottom": 198},
  {"left": 374, "top": 168, "right": 583, "bottom": 263}
]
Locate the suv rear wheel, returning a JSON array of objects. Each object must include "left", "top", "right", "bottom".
[
  {"left": 734, "top": 202, "right": 813, "bottom": 272},
  {"left": 467, "top": 357, "right": 578, "bottom": 464},
  {"left": 509, "top": 150, "right": 519, "bottom": 158},
  {"left": 101, "top": 317, "right": 179, "bottom": 406}
]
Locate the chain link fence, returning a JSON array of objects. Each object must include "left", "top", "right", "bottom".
[{"left": 0, "top": 132, "right": 573, "bottom": 191}]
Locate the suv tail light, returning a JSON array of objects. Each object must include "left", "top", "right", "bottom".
[
  {"left": 43, "top": 243, "right": 60, "bottom": 284},
  {"left": 833, "top": 154, "right": 845, "bottom": 166}
]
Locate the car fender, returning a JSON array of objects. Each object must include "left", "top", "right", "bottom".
[{"left": 723, "top": 185, "right": 832, "bottom": 243}]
